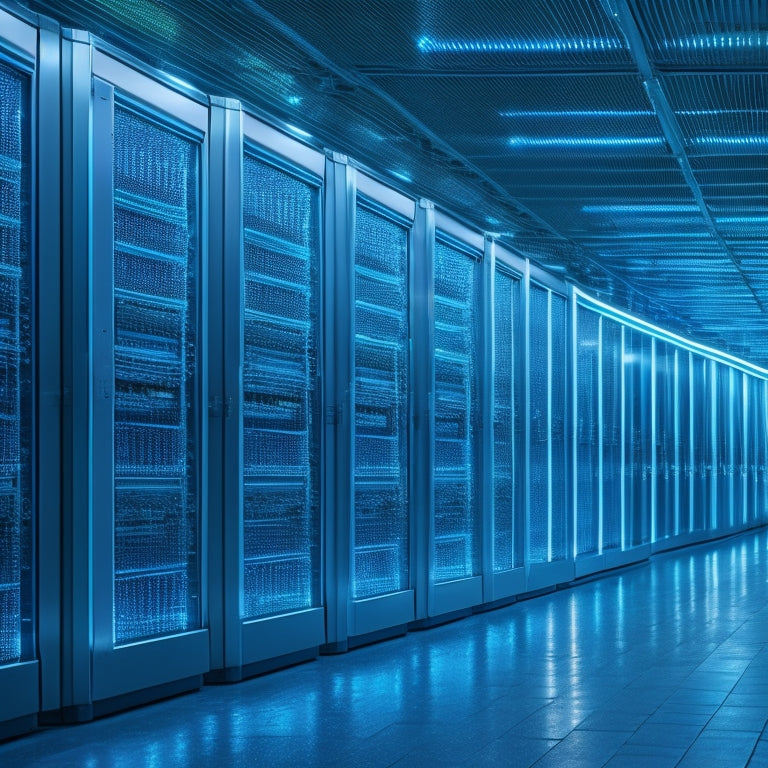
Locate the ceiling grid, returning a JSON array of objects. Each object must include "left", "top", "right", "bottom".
[{"left": 16, "top": 0, "right": 768, "bottom": 364}]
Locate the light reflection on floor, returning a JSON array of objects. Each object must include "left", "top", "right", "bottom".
[{"left": 2, "top": 528, "right": 768, "bottom": 767}]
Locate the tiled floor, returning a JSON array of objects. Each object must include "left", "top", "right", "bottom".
[{"left": 3, "top": 528, "right": 768, "bottom": 767}]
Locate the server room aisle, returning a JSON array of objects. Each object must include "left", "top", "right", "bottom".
[{"left": 2, "top": 528, "right": 768, "bottom": 768}]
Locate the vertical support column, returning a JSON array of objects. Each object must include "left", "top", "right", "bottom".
[
  {"left": 481, "top": 238, "right": 495, "bottom": 602},
  {"left": 322, "top": 153, "right": 354, "bottom": 651},
  {"left": 650, "top": 337, "right": 657, "bottom": 543},
  {"left": 411, "top": 199, "right": 434, "bottom": 621},
  {"left": 546, "top": 291, "right": 553, "bottom": 562},
  {"left": 56, "top": 29, "right": 93, "bottom": 723},
  {"left": 570, "top": 290, "right": 578, "bottom": 559},
  {"left": 742, "top": 373, "right": 749, "bottom": 526},
  {"left": 710, "top": 360, "right": 718, "bottom": 531},
  {"left": 597, "top": 316, "right": 604, "bottom": 554},
  {"left": 688, "top": 352, "right": 695, "bottom": 533},
  {"left": 620, "top": 325, "right": 626, "bottom": 550},
  {"left": 207, "top": 97, "right": 243, "bottom": 679},
  {"left": 37, "top": 19, "right": 62, "bottom": 716},
  {"left": 673, "top": 349, "right": 680, "bottom": 537},
  {"left": 523, "top": 262, "right": 532, "bottom": 567}
]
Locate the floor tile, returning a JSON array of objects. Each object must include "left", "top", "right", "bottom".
[{"left": 1, "top": 528, "right": 767, "bottom": 768}]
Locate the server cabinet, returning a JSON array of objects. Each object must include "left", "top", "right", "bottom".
[
  {"left": 345, "top": 174, "right": 415, "bottom": 640},
  {"left": 575, "top": 305, "right": 600, "bottom": 559},
  {"left": 62, "top": 43, "right": 210, "bottom": 715},
  {"left": 734, "top": 371, "right": 746, "bottom": 528},
  {"left": 424, "top": 212, "right": 484, "bottom": 617},
  {"left": 210, "top": 108, "right": 325, "bottom": 677},
  {"left": 714, "top": 362, "right": 731, "bottom": 532},
  {"left": 0, "top": 8, "right": 45, "bottom": 738},
  {"left": 624, "top": 328, "right": 651, "bottom": 550},
  {"left": 601, "top": 317, "right": 622, "bottom": 554},
  {"left": 747, "top": 376, "right": 767, "bottom": 525},
  {"left": 677, "top": 351, "right": 693, "bottom": 536},
  {"left": 488, "top": 244, "right": 525, "bottom": 601},
  {"left": 653, "top": 339, "right": 676, "bottom": 547},
  {"left": 527, "top": 272, "right": 572, "bottom": 588},
  {"left": 691, "top": 355, "right": 712, "bottom": 534}
]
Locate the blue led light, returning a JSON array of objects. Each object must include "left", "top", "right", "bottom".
[
  {"left": 676, "top": 109, "right": 768, "bottom": 116},
  {"left": 692, "top": 136, "right": 768, "bottom": 147},
  {"left": 417, "top": 35, "right": 623, "bottom": 54},
  {"left": 715, "top": 216, "right": 768, "bottom": 224},
  {"left": 500, "top": 110, "right": 654, "bottom": 119},
  {"left": 389, "top": 169, "right": 412, "bottom": 183},
  {"left": 666, "top": 33, "right": 768, "bottom": 50},
  {"left": 582, "top": 204, "right": 700, "bottom": 214},
  {"left": 509, "top": 136, "right": 665, "bottom": 148},
  {"left": 285, "top": 123, "right": 312, "bottom": 139}
]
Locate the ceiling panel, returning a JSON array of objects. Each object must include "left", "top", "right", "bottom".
[{"left": 14, "top": 0, "right": 768, "bottom": 365}]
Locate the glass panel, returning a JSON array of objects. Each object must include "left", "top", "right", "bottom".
[
  {"left": 528, "top": 284, "right": 548, "bottom": 562},
  {"left": 241, "top": 153, "right": 320, "bottom": 618},
  {"left": 575, "top": 306, "right": 599, "bottom": 557},
  {"left": 0, "top": 62, "right": 31, "bottom": 665},
  {"left": 602, "top": 318, "right": 622, "bottom": 551},
  {"left": 733, "top": 371, "right": 745, "bottom": 527},
  {"left": 432, "top": 238, "right": 479, "bottom": 582},
  {"left": 677, "top": 351, "right": 692, "bottom": 534},
  {"left": 759, "top": 382, "right": 768, "bottom": 524},
  {"left": 113, "top": 107, "right": 199, "bottom": 644},
  {"left": 715, "top": 363, "right": 731, "bottom": 531},
  {"left": 654, "top": 340, "right": 676, "bottom": 542},
  {"left": 550, "top": 293, "right": 568, "bottom": 561},
  {"left": 692, "top": 356, "right": 711, "bottom": 533},
  {"left": 493, "top": 269, "right": 522, "bottom": 572},
  {"left": 352, "top": 205, "right": 409, "bottom": 599},
  {"left": 624, "top": 328, "right": 651, "bottom": 548}
]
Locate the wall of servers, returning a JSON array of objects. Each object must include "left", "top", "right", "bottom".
[{"left": 1, "top": 5, "right": 767, "bottom": 737}]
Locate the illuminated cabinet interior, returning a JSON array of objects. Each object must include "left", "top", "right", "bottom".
[
  {"left": 432, "top": 237, "right": 481, "bottom": 583},
  {"left": 0, "top": 59, "right": 31, "bottom": 666},
  {"left": 492, "top": 266, "right": 523, "bottom": 573},
  {"left": 352, "top": 204, "right": 410, "bottom": 600},
  {"left": 240, "top": 151, "right": 321, "bottom": 619},
  {"left": 111, "top": 105, "right": 201, "bottom": 645},
  {"left": 3, "top": 0, "right": 768, "bottom": 741}
]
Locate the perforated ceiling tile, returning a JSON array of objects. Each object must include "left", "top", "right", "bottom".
[{"left": 16, "top": 0, "right": 768, "bottom": 366}]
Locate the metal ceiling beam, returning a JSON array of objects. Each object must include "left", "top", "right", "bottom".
[{"left": 604, "top": 0, "right": 767, "bottom": 313}]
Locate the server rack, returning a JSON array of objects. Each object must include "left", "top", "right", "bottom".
[
  {"left": 526, "top": 268, "right": 571, "bottom": 588},
  {"left": 424, "top": 212, "right": 484, "bottom": 618},
  {"left": 601, "top": 317, "right": 622, "bottom": 554},
  {"left": 61, "top": 41, "right": 210, "bottom": 716},
  {"left": 209, "top": 107, "right": 325, "bottom": 677},
  {"left": 487, "top": 243, "right": 526, "bottom": 602},
  {"left": 575, "top": 305, "right": 600, "bottom": 559},
  {"left": 653, "top": 339, "right": 677, "bottom": 547},
  {"left": 0, "top": 7, "right": 46, "bottom": 739},
  {"left": 345, "top": 173, "right": 415, "bottom": 640},
  {"left": 678, "top": 350, "right": 693, "bottom": 535}
]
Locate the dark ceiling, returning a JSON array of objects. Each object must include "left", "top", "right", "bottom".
[{"left": 16, "top": 0, "right": 768, "bottom": 366}]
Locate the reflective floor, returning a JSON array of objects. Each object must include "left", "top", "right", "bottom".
[{"left": 3, "top": 529, "right": 768, "bottom": 767}]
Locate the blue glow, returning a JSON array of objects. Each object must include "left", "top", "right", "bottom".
[
  {"left": 285, "top": 123, "right": 312, "bottom": 139},
  {"left": 665, "top": 33, "right": 768, "bottom": 50},
  {"left": 417, "top": 35, "right": 622, "bottom": 54},
  {"left": 692, "top": 136, "right": 768, "bottom": 147},
  {"left": 582, "top": 204, "right": 700, "bottom": 214},
  {"left": 676, "top": 109, "right": 768, "bottom": 116},
  {"left": 715, "top": 216, "right": 768, "bottom": 224},
  {"left": 500, "top": 110, "right": 654, "bottom": 119},
  {"left": 286, "top": 95, "right": 302, "bottom": 106},
  {"left": 389, "top": 169, "right": 412, "bottom": 183},
  {"left": 163, "top": 72, "right": 196, "bottom": 92},
  {"left": 509, "top": 136, "right": 665, "bottom": 148}
]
